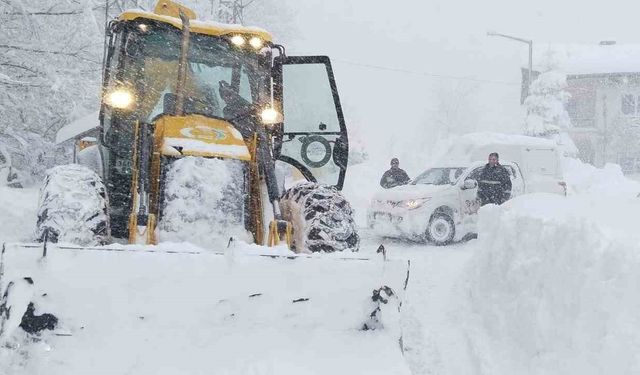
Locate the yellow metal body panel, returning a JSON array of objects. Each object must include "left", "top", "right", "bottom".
[
  {"left": 119, "top": 9, "right": 273, "bottom": 42},
  {"left": 156, "top": 115, "right": 251, "bottom": 161},
  {"left": 248, "top": 135, "right": 264, "bottom": 245},
  {"left": 153, "top": 0, "right": 196, "bottom": 20},
  {"left": 128, "top": 121, "right": 141, "bottom": 244}
]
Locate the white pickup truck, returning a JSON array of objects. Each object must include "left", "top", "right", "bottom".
[
  {"left": 367, "top": 133, "right": 566, "bottom": 245},
  {"left": 367, "top": 161, "right": 525, "bottom": 245}
]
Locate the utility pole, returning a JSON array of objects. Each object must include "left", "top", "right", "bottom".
[{"left": 217, "top": 0, "right": 255, "bottom": 24}]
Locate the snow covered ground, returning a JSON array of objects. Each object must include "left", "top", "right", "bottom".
[
  {"left": 2, "top": 157, "right": 640, "bottom": 374},
  {"left": 0, "top": 186, "right": 39, "bottom": 243}
]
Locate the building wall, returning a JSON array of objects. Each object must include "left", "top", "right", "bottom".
[{"left": 564, "top": 74, "right": 640, "bottom": 171}]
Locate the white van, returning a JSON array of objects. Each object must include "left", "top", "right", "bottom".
[{"left": 431, "top": 132, "right": 566, "bottom": 195}]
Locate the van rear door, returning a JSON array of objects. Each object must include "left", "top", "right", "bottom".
[{"left": 523, "top": 147, "right": 560, "bottom": 177}]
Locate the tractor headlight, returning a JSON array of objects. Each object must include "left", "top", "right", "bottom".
[
  {"left": 249, "top": 36, "right": 264, "bottom": 49},
  {"left": 230, "top": 35, "right": 246, "bottom": 47},
  {"left": 260, "top": 107, "right": 282, "bottom": 125},
  {"left": 104, "top": 88, "right": 135, "bottom": 110},
  {"left": 402, "top": 198, "right": 430, "bottom": 210}
]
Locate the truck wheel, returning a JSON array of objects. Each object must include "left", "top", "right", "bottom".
[
  {"left": 426, "top": 213, "right": 454, "bottom": 246},
  {"left": 281, "top": 182, "right": 359, "bottom": 253},
  {"left": 35, "top": 164, "right": 109, "bottom": 245}
]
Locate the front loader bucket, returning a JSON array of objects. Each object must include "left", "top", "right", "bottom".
[{"left": 0, "top": 242, "right": 411, "bottom": 374}]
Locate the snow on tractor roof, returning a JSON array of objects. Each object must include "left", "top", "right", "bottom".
[
  {"left": 526, "top": 43, "right": 640, "bottom": 76},
  {"left": 120, "top": 9, "right": 273, "bottom": 42}
]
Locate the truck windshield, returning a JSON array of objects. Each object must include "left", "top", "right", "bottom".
[{"left": 412, "top": 167, "right": 465, "bottom": 185}]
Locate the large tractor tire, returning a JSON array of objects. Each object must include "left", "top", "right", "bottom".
[
  {"left": 35, "top": 164, "right": 109, "bottom": 245},
  {"left": 281, "top": 182, "right": 359, "bottom": 253}
]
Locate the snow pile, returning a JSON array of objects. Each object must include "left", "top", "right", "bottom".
[
  {"left": 0, "top": 242, "right": 410, "bottom": 374},
  {"left": 158, "top": 156, "right": 251, "bottom": 248},
  {"left": 466, "top": 193, "right": 640, "bottom": 374},
  {"left": 562, "top": 157, "right": 640, "bottom": 195},
  {"left": 0, "top": 187, "right": 38, "bottom": 243},
  {"left": 341, "top": 161, "right": 388, "bottom": 226}
]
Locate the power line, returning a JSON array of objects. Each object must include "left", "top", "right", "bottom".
[{"left": 332, "top": 59, "right": 521, "bottom": 86}]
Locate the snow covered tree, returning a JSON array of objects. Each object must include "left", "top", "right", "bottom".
[
  {"left": 0, "top": 0, "right": 294, "bottom": 140},
  {"left": 523, "top": 71, "right": 571, "bottom": 137}
]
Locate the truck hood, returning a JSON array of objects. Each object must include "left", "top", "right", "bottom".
[{"left": 373, "top": 184, "right": 453, "bottom": 202}]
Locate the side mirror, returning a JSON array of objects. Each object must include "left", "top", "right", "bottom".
[{"left": 462, "top": 179, "right": 477, "bottom": 190}]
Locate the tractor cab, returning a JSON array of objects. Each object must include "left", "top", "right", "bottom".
[{"left": 97, "top": 0, "right": 350, "bottom": 245}]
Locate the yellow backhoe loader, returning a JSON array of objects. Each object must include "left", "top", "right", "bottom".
[{"left": 0, "top": 2, "right": 411, "bottom": 373}]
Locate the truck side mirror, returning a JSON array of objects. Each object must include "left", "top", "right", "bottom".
[{"left": 462, "top": 179, "right": 477, "bottom": 190}]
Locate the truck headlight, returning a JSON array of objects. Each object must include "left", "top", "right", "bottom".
[
  {"left": 402, "top": 198, "right": 430, "bottom": 210},
  {"left": 104, "top": 88, "right": 135, "bottom": 110}
]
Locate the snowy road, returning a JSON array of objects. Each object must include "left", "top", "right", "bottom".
[{"left": 360, "top": 231, "right": 479, "bottom": 375}]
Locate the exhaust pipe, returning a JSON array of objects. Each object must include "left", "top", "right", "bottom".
[{"left": 175, "top": 11, "right": 191, "bottom": 116}]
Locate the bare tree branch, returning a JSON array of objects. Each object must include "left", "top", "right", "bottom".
[
  {"left": 0, "top": 44, "right": 100, "bottom": 64},
  {"left": 0, "top": 62, "right": 41, "bottom": 75}
]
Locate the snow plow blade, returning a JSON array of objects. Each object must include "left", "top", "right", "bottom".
[{"left": 0, "top": 242, "right": 411, "bottom": 374}]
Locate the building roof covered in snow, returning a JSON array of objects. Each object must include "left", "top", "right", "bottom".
[
  {"left": 56, "top": 111, "right": 99, "bottom": 144},
  {"left": 525, "top": 42, "right": 640, "bottom": 76}
]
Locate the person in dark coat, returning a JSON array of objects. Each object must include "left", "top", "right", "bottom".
[
  {"left": 380, "top": 158, "right": 410, "bottom": 189},
  {"left": 477, "top": 152, "right": 512, "bottom": 205}
]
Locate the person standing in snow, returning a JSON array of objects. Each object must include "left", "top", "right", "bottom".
[
  {"left": 380, "top": 158, "right": 410, "bottom": 189},
  {"left": 477, "top": 152, "right": 512, "bottom": 205}
]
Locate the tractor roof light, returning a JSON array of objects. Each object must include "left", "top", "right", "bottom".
[
  {"left": 249, "top": 36, "right": 264, "bottom": 49},
  {"left": 230, "top": 35, "right": 246, "bottom": 47},
  {"left": 260, "top": 107, "right": 282, "bottom": 125},
  {"left": 105, "top": 88, "right": 135, "bottom": 110}
]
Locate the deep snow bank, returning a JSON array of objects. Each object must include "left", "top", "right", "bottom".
[
  {"left": 0, "top": 242, "right": 410, "bottom": 375},
  {"left": 467, "top": 193, "right": 640, "bottom": 374},
  {"left": 562, "top": 157, "right": 640, "bottom": 195},
  {"left": 0, "top": 187, "right": 38, "bottom": 243}
]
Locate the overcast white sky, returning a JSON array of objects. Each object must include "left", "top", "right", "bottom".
[{"left": 253, "top": 0, "right": 637, "bottom": 170}]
